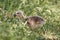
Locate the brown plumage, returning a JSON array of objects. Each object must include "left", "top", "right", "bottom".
[
  {"left": 13, "top": 10, "right": 45, "bottom": 29},
  {"left": 25, "top": 16, "right": 45, "bottom": 29}
]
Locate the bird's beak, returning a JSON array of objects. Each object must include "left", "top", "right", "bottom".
[{"left": 14, "top": 14, "right": 16, "bottom": 17}]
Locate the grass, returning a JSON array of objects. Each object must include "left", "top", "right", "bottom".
[{"left": 0, "top": 0, "right": 60, "bottom": 40}]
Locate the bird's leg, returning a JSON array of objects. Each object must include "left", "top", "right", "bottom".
[{"left": 24, "top": 21, "right": 27, "bottom": 26}]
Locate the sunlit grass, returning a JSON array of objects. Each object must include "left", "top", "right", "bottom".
[{"left": 0, "top": 0, "right": 60, "bottom": 40}]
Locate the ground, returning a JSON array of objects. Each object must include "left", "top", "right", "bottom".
[{"left": 0, "top": 0, "right": 60, "bottom": 40}]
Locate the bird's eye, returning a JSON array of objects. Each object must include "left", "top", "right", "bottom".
[{"left": 17, "top": 13, "right": 19, "bottom": 14}]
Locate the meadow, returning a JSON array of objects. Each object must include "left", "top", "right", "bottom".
[{"left": 0, "top": 0, "right": 60, "bottom": 40}]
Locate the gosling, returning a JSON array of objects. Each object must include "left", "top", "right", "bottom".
[{"left": 13, "top": 10, "right": 45, "bottom": 29}]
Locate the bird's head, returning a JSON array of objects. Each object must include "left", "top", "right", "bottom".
[{"left": 13, "top": 10, "right": 24, "bottom": 20}]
